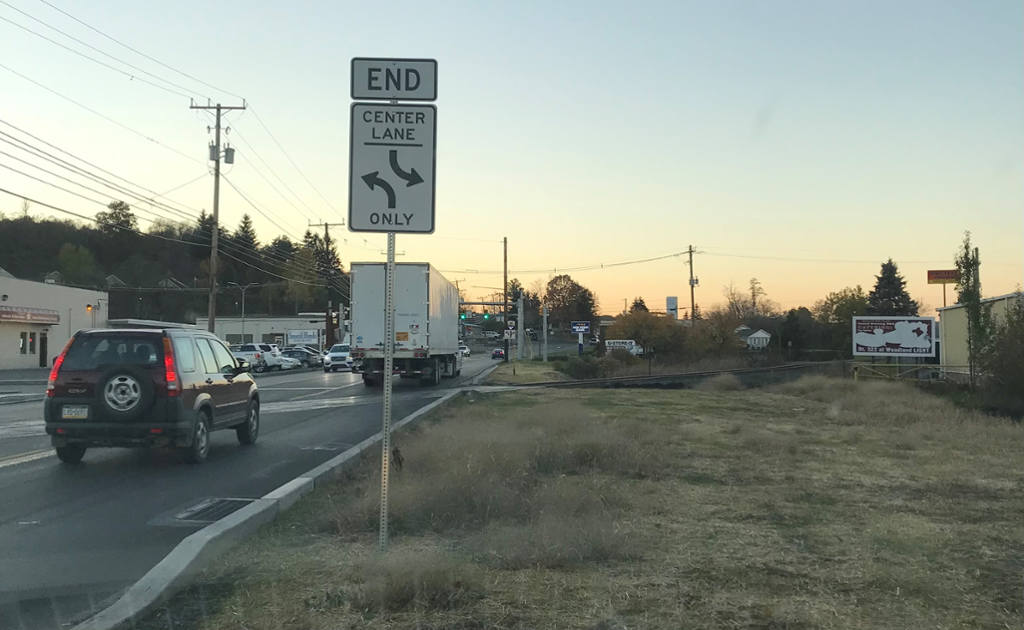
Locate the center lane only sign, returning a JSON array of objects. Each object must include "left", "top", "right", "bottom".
[{"left": 349, "top": 103, "right": 436, "bottom": 233}]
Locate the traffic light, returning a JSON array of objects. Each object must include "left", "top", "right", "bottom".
[
  {"left": 460, "top": 312, "right": 466, "bottom": 320},
  {"left": 483, "top": 313, "right": 490, "bottom": 320}
]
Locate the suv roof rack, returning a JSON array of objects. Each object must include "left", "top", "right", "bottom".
[{"left": 105, "top": 319, "right": 198, "bottom": 329}]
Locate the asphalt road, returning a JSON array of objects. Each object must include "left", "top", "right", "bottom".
[{"left": 0, "top": 356, "right": 495, "bottom": 630}]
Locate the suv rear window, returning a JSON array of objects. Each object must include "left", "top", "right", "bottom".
[
  {"left": 331, "top": 345, "right": 349, "bottom": 353},
  {"left": 62, "top": 334, "right": 163, "bottom": 371}
]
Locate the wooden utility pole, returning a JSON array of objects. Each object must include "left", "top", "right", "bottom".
[
  {"left": 190, "top": 100, "right": 246, "bottom": 333},
  {"left": 686, "top": 245, "right": 699, "bottom": 320}
]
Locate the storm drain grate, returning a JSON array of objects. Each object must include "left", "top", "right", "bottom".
[{"left": 174, "top": 498, "right": 254, "bottom": 524}]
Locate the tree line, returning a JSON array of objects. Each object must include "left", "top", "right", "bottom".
[{"left": 0, "top": 200, "right": 348, "bottom": 322}]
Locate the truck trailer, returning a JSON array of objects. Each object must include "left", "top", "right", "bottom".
[{"left": 349, "top": 262, "right": 463, "bottom": 386}]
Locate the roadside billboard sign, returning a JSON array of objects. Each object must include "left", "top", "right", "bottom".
[
  {"left": 571, "top": 321, "right": 591, "bottom": 334},
  {"left": 666, "top": 297, "right": 678, "bottom": 319},
  {"left": 852, "top": 316, "right": 936, "bottom": 357},
  {"left": 927, "top": 270, "right": 959, "bottom": 284}
]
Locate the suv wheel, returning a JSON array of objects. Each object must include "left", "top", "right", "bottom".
[
  {"left": 236, "top": 400, "right": 260, "bottom": 445},
  {"left": 184, "top": 414, "right": 211, "bottom": 464},
  {"left": 55, "top": 445, "right": 86, "bottom": 464},
  {"left": 97, "top": 367, "right": 155, "bottom": 421}
]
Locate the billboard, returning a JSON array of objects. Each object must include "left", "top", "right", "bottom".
[
  {"left": 852, "top": 316, "right": 935, "bottom": 357},
  {"left": 606, "top": 339, "right": 644, "bottom": 355},
  {"left": 666, "top": 296, "right": 678, "bottom": 319},
  {"left": 927, "top": 270, "right": 959, "bottom": 284}
]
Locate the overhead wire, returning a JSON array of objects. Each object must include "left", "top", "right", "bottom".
[
  {"left": 0, "top": 119, "right": 206, "bottom": 216},
  {"left": 0, "top": 13, "right": 195, "bottom": 100},
  {"left": 0, "top": 1, "right": 205, "bottom": 100},
  {"left": 227, "top": 124, "right": 318, "bottom": 220},
  {"left": 0, "top": 61, "right": 205, "bottom": 166},
  {"left": 35, "top": 0, "right": 245, "bottom": 101},
  {"left": 248, "top": 105, "right": 341, "bottom": 217},
  {"left": 0, "top": 139, "right": 199, "bottom": 223}
]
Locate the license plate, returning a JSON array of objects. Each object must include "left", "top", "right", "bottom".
[{"left": 62, "top": 405, "right": 89, "bottom": 420}]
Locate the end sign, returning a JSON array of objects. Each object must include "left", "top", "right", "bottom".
[{"left": 351, "top": 58, "right": 437, "bottom": 101}]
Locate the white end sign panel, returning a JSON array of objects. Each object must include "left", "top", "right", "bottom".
[
  {"left": 349, "top": 103, "right": 436, "bottom": 233},
  {"left": 351, "top": 58, "right": 437, "bottom": 101}
]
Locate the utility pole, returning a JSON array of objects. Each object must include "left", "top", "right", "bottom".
[
  {"left": 309, "top": 220, "right": 345, "bottom": 348},
  {"left": 516, "top": 292, "right": 524, "bottom": 361},
  {"left": 503, "top": 236, "right": 509, "bottom": 363},
  {"left": 542, "top": 305, "right": 549, "bottom": 362},
  {"left": 686, "top": 245, "right": 700, "bottom": 321},
  {"left": 190, "top": 100, "right": 246, "bottom": 333}
]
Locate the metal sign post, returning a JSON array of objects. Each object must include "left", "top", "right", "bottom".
[
  {"left": 350, "top": 57, "right": 438, "bottom": 553},
  {"left": 377, "top": 232, "right": 396, "bottom": 552},
  {"left": 571, "top": 320, "right": 590, "bottom": 357}
]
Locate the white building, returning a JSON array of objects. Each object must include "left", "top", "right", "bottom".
[
  {"left": 736, "top": 325, "right": 772, "bottom": 350},
  {"left": 0, "top": 269, "right": 108, "bottom": 370},
  {"left": 195, "top": 314, "right": 346, "bottom": 348}
]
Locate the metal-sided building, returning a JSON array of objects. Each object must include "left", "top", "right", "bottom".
[
  {"left": 194, "top": 314, "right": 348, "bottom": 349},
  {"left": 938, "top": 291, "right": 1022, "bottom": 378}
]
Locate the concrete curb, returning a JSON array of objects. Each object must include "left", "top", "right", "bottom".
[
  {"left": 471, "top": 363, "right": 501, "bottom": 386},
  {"left": 71, "top": 388, "right": 462, "bottom": 630}
]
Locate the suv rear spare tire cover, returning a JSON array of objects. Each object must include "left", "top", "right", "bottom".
[{"left": 96, "top": 365, "right": 156, "bottom": 421}]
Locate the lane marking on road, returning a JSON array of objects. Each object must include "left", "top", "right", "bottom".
[
  {"left": 288, "top": 382, "right": 362, "bottom": 401},
  {"left": 0, "top": 448, "right": 53, "bottom": 469},
  {"left": 0, "top": 419, "right": 46, "bottom": 440}
]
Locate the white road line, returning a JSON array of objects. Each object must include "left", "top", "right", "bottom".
[
  {"left": 0, "top": 419, "right": 46, "bottom": 439},
  {"left": 0, "top": 449, "right": 52, "bottom": 469},
  {"left": 288, "top": 382, "right": 362, "bottom": 401}
]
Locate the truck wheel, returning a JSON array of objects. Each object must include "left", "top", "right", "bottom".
[{"left": 363, "top": 376, "right": 377, "bottom": 387}]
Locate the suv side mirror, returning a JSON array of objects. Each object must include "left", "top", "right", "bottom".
[{"left": 235, "top": 360, "right": 251, "bottom": 374}]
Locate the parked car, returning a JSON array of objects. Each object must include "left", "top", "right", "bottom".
[
  {"left": 491, "top": 348, "right": 505, "bottom": 359},
  {"left": 280, "top": 356, "right": 301, "bottom": 370},
  {"left": 459, "top": 345, "right": 471, "bottom": 357},
  {"left": 44, "top": 327, "right": 260, "bottom": 464},
  {"left": 324, "top": 343, "right": 354, "bottom": 372},
  {"left": 232, "top": 343, "right": 284, "bottom": 372},
  {"left": 483, "top": 331, "right": 499, "bottom": 339},
  {"left": 282, "top": 347, "right": 322, "bottom": 368}
]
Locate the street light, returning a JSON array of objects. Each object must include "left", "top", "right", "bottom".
[{"left": 229, "top": 282, "right": 257, "bottom": 342}]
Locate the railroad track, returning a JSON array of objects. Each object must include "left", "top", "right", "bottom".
[{"left": 514, "top": 361, "right": 847, "bottom": 389}]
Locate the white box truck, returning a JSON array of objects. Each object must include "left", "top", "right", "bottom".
[{"left": 350, "top": 262, "right": 463, "bottom": 386}]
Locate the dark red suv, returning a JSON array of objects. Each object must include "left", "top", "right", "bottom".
[{"left": 44, "top": 327, "right": 260, "bottom": 464}]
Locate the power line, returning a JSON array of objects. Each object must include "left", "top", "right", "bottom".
[
  {"left": 0, "top": 1, "right": 204, "bottom": 100},
  {"left": 0, "top": 138, "right": 200, "bottom": 223},
  {"left": 248, "top": 105, "right": 341, "bottom": 217},
  {"left": 0, "top": 12, "right": 194, "bottom": 99},
  {"left": 35, "top": 0, "right": 244, "bottom": 101},
  {"left": 0, "top": 186, "right": 327, "bottom": 288},
  {"left": 228, "top": 125, "right": 318, "bottom": 219},
  {"left": 220, "top": 173, "right": 307, "bottom": 242},
  {"left": 0, "top": 118, "right": 206, "bottom": 216},
  {"left": 0, "top": 61, "right": 205, "bottom": 166}
]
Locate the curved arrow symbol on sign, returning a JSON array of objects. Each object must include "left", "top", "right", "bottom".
[
  {"left": 389, "top": 150, "right": 423, "bottom": 187},
  {"left": 361, "top": 172, "right": 396, "bottom": 208}
]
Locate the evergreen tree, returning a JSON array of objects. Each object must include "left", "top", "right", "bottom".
[
  {"left": 234, "top": 214, "right": 259, "bottom": 252},
  {"left": 868, "top": 259, "right": 918, "bottom": 316},
  {"left": 954, "top": 233, "right": 991, "bottom": 386},
  {"left": 629, "top": 297, "right": 648, "bottom": 313}
]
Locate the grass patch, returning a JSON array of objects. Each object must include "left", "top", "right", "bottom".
[
  {"left": 139, "top": 378, "right": 1023, "bottom": 630},
  {"left": 485, "top": 360, "right": 568, "bottom": 385},
  {"left": 695, "top": 372, "right": 744, "bottom": 391}
]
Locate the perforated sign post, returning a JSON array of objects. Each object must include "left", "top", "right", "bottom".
[
  {"left": 571, "top": 321, "right": 590, "bottom": 357},
  {"left": 351, "top": 57, "right": 438, "bottom": 554}
]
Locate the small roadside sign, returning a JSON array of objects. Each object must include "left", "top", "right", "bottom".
[
  {"left": 351, "top": 58, "right": 437, "bottom": 101},
  {"left": 503, "top": 330, "right": 515, "bottom": 340},
  {"left": 349, "top": 103, "right": 436, "bottom": 233},
  {"left": 571, "top": 321, "right": 591, "bottom": 334}
]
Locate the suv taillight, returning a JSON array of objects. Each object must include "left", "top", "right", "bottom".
[
  {"left": 47, "top": 337, "right": 75, "bottom": 397},
  {"left": 162, "top": 336, "right": 181, "bottom": 397}
]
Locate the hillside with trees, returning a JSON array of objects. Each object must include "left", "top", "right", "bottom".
[{"left": 0, "top": 200, "right": 347, "bottom": 323}]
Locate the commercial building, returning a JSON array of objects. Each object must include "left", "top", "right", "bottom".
[
  {"left": 938, "top": 291, "right": 1022, "bottom": 377},
  {"left": 0, "top": 269, "right": 108, "bottom": 370},
  {"left": 194, "top": 314, "right": 348, "bottom": 348}
]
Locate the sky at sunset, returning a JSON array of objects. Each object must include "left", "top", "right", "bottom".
[{"left": 1, "top": 0, "right": 1021, "bottom": 316}]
